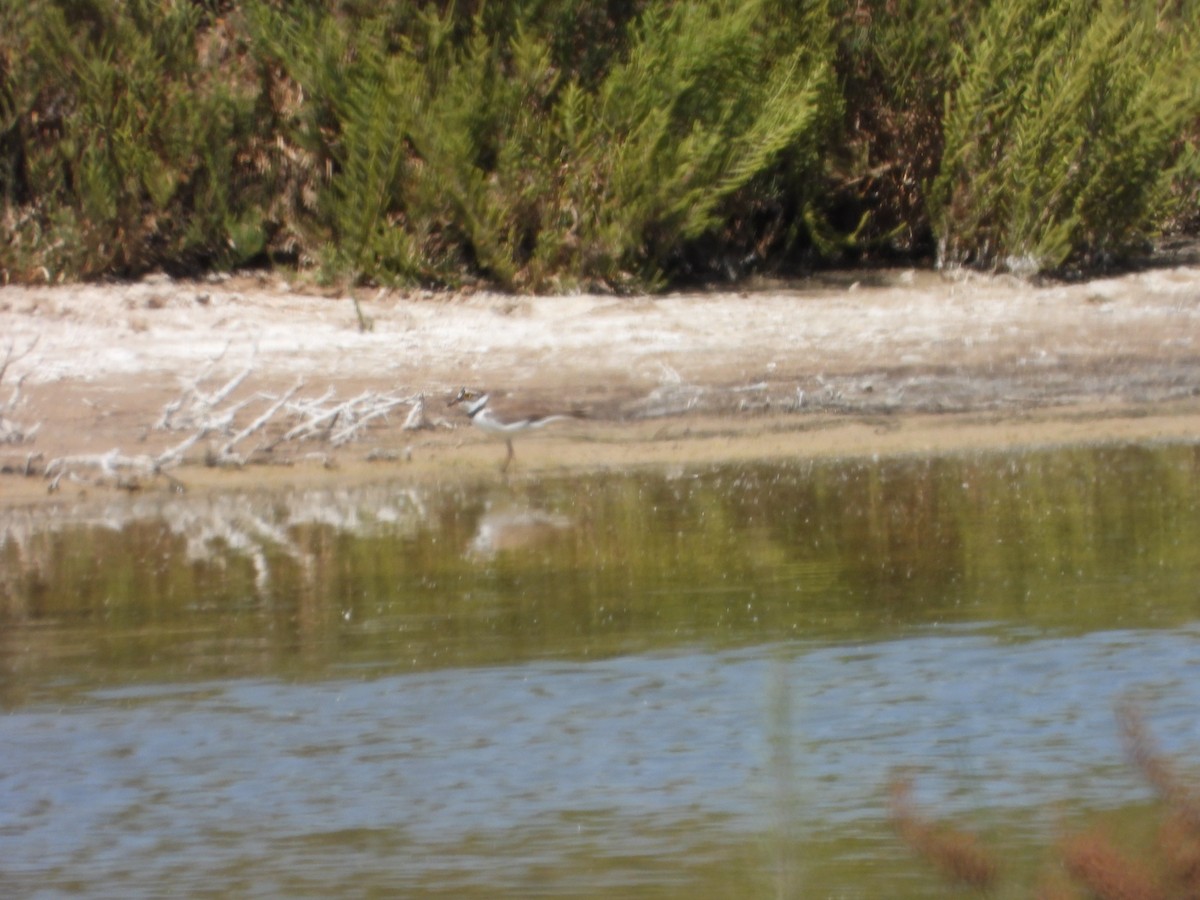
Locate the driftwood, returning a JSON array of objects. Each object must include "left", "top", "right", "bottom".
[
  {"left": 165, "top": 376, "right": 428, "bottom": 465},
  {"left": 154, "top": 340, "right": 253, "bottom": 431},
  {"left": 214, "top": 379, "right": 305, "bottom": 463},
  {"left": 0, "top": 339, "right": 41, "bottom": 445},
  {"left": 401, "top": 394, "right": 430, "bottom": 432},
  {"left": 37, "top": 347, "right": 439, "bottom": 490},
  {"left": 0, "top": 451, "right": 43, "bottom": 476},
  {"left": 326, "top": 391, "right": 420, "bottom": 446},
  {"left": 44, "top": 448, "right": 185, "bottom": 493}
]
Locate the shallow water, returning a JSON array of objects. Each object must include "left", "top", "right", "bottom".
[{"left": 3, "top": 443, "right": 1200, "bottom": 896}]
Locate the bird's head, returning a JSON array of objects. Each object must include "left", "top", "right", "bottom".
[{"left": 448, "top": 387, "right": 488, "bottom": 411}]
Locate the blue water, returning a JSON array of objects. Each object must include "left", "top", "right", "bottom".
[{"left": 4, "top": 626, "right": 1199, "bottom": 895}]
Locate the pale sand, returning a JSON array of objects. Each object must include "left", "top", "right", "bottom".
[{"left": 2, "top": 259, "right": 1198, "bottom": 504}]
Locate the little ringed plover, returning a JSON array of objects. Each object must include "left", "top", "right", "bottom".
[{"left": 448, "top": 387, "right": 583, "bottom": 472}]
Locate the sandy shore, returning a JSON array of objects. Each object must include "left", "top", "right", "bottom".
[{"left": 2, "top": 260, "right": 1199, "bottom": 504}]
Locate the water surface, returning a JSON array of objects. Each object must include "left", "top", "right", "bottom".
[{"left": 3, "top": 443, "right": 1200, "bottom": 895}]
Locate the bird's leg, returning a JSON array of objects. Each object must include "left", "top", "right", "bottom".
[{"left": 501, "top": 438, "right": 514, "bottom": 473}]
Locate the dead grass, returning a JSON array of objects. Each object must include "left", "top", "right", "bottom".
[{"left": 894, "top": 704, "right": 1200, "bottom": 898}]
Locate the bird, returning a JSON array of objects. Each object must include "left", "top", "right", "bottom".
[{"left": 447, "top": 387, "right": 583, "bottom": 472}]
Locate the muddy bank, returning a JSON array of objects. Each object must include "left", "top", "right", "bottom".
[{"left": 1, "top": 262, "right": 1199, "bottom": 502}]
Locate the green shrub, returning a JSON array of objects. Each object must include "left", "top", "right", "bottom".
[
  {"left": 1, "top": 0, "right": 269, "bottom": 282},
  {"left": 931, "top": 0, "right": 1200, "bottom": 274},
  {"left": 251, "top": 0, "right": 837, "bottom": 290},
  {"left": 1, "top": 0, "right": 1196, "bottom": 287},
  {"left": 244, "top": 7, "right": 426, "bottom": 282},
  {"left": 565, "top": 0, "right": 837, "bottom": 286}
]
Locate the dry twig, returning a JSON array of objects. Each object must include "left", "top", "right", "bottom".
[
  {"left": 888, "top": 776, "right": 1000, "bottom": 891},
  {"left": 28, "top": 346, "right": 429, "bottom": 489},
  {"left": 0, "top": 338, "right": 41, "bottom": 444}
]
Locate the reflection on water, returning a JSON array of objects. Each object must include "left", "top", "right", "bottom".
[
  {"left": 3, "top": 443, "right": 1200, "bottom": 896},
  {"left": 468, "top": 506, "right": 573, "bottom": 558}
]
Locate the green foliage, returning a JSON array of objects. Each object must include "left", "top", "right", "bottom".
[
  {"left": 1, "top": 0, "right": 269, "bottom": 281},
  {"left": 249, "top": 0, "right": 835, "bottom": 289},
  {"left": 245, "top": 6, "right": 428, "bottom": 281},
  {"left": 0, "top": 0, "right": 1197, "bottom": 287},
  {"left": 932, "top": 0, "right": 1200, "bottom": 274},
  {"left": 578, "top": 0, "right": 837, "bottom": 285}
]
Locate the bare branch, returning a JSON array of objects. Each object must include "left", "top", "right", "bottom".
[
  {"left": 402, "top": 394, "right": 430, "bottom": 431},
  {"left": 43, "top": 448, "right": 168, "bottom": 491},
  {"left": 217, "top": 379, "right": 304, "bottom": 459},
  {"left": 0, "top": 336, "right": 39, "bottom": 386},
  {"left": 265, "top": 389, "right": 367, "bottom": 449},
  {"left": 0, "top": 339, "right": 41, "bottom": 445},
  {"left": 156, "top": 341, "right": 254, "bottom": 431}
]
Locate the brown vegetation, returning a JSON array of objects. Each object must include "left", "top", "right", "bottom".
[
  {"left": 889, "top": 777, "right": 1000, "bottom": 890},
  {"left": 894, "top": 704, "right": 1200, "bottom": 898}
]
